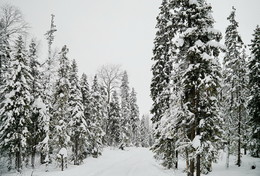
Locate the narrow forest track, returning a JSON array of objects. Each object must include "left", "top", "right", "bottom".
[{"left": 35, "top": 147, "right": 173, "bottom": 176}]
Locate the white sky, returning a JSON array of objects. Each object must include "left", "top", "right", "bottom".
[{"left": 1, "top": 0, "right": 259, "bottom": 116}]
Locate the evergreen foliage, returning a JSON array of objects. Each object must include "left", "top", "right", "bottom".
[
  {"left": 151, "top": 0, "right": 225, "bottom": 175},
  {"left": 108, "top": 91, "right": 121, "bottom": 147},
  {"left": 248, "top": 25, "right": 260, "bottom": 157},
  {"left": 0, "top": 36, "right": 32, "bottom": 172},
  {"left": 51, "top": 45, "right": 71, "bottom": 154},
  {"left": 120, "top": 71, "right": 131, "bottom": 146},
  {"left": 150, "top": 0, "right": 172, "bottom": 125},
  {"left": 88, "top": 75, "right": 105, "bottom": 157},
  {"left": 223, "top": 7, "right": 249, "bottom": 167},
  {"left": 69, "top": 59, "right": 89, "bottom": 165},
  {"left": 27, "top": 39, "right": 49, "bottom": 168},
  {"left": 129, "top": 88, "right": 140, "bottom": 146}
]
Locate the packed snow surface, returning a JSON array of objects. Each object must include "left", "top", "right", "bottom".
[{"left": 3, "top": 147, "right": 260, "bottom": 176}]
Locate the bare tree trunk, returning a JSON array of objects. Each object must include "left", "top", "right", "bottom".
[
  {"left": 226, "top": 141, "right": 230, "bottom": 168},
  {"left": 185, "top": 147, "right": 190, "bottom": 176},
  {"left": 16, "top": 141, "right": 22, "bottom": 173},
  {"left": 31, "top": 146, "right": 36, "bottom": 168},
  {"left": 40, "top": 152, "right": 45, "bottom": 164},
  {"left": 190, "top": 158, "right": 195, "bottom": 176},
  {"left": 237, "top": 106, "right": 241, "bottom": 167},
  {"left": 196, "top": 154, "right": 200, "bottom": 176},
  {"left": 8, "top": 151, "right": 12, "bottom": 171},
  {"left": 61, "top": 155, "right": 64, "bottom": 171},
  {"left": 244, "top": 145, "right": 247, "bottom": 155},
  {"left": 175, "top": 150, "right": 178, "bottom": 169},
  {"left": 74, "top": 137, "right": 79, "bottom": 165}
]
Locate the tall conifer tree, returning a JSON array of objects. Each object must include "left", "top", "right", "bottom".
[
  {"left": 120, "top": 71, "right": 131, "bottom": 146},
  {"left": 223, "top": 7, "right": 249, "bottom": 167},
  {"left": 0, "top": 36, "right": 32, "bottom": 172},
  {"left": 69, "top": 59, "right": 88, "bottom": 165},
  {"left": 152, "top": 1, "right": 224, "bottom": 175},
  {"left": 248, "top": 25, "right": 260, "bottom": 157},
  {"left": 51, "top": 45, "right": 71, "bottom": 154}
]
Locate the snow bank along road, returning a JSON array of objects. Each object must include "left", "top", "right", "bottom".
[{"left": 37, "top": 147, "right": 172, "bottom": 176}]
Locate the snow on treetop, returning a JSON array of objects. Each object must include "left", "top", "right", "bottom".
[
  {"left": 41, "top": 135, "right": 49, "bottom": 144},
  {"left": 207, "top": 28, "right": 222, "bottom": 35},
  {"left": 189, "top": 0, "right": 198, "bottom": 6},
  {"left": 207, "top": 40, "right": 226, "bottom": 50},
  {"left": 32, "top": 97, "right": 47, "bottom": 113},
  {"left": 183, "top": 27, "right": 197, "bottom": 36},
  {"left": 192, "top": 135, "right": 201, "bottom": 149},
  {"left": 58, "top": 147, "right": 67, "bottom": 157},
  {"left": 172, "top": 34, "right": 184, "bottom": 47}
]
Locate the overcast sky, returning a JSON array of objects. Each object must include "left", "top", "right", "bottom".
[{"left": 1, "top": 0, "right": 259, "bottom": 116}]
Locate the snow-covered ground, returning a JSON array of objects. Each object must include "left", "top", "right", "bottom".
[{"left": 3, "top": 147, "right": 260, "bottom": 176}]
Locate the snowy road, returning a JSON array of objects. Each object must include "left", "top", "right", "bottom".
[
  {"left": 36, "top": 147, "right": 173, "bottom": 176},
  {"left": 5, "top": 147, "right": 259, "bottom": 176}
]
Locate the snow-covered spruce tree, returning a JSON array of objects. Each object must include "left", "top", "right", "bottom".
[
  {"left": 99, "top": 84, "right": 108, "bottom": 145},
  {"left": 51, "top": 45, "right": 71, "bottom": 161},
  {"left": 108, "top": 91, "right": 121, "bottom": 147},
  {"left": 135, "top": 117, "right": 142, "bottom": 147},
  {"left": 38, "top": 14, "right": 57, "bottom": 166},
  {"left": 88, "top": 75, "right": 105, "bottom": 157},
  {"left": 140, "top": 115, "right": 151, "bottom": 148},
  {"left": 180, "top": 1, "right": 223, "bottom": 175},
  {"left": 150, "top": 0, "right": 173, "bottom": 134},
  {"left": 27, "top": 39, "right": 50, "bottom": 169},
  {"left": 153, "top": 0, "right": 224, "bottom": 175},
  {"left": 0, "top": 36, "right": 32, "bottom": 172},
  {"left": 129, "top": 88, "right": 140, "bottom": 146},
  {"left": 120, "top": 71, "right": 132, "bottom": 147},
  {"left": 68, "top": 59, "right": 89, "bottom": 165},
  {"left": 80, "top": 73, "right": 91, "bottom": 119},
  {"left": 248, "top": 25, "right": 260, "bottom": 158},
  {"left": 80, "top": 73, "right": 92, "bottom": 152},
  {"left": 153, "top": 62, "right": 185, "bottom": 170},
  {"left": 150, "top": 0, "right": 181, "bottom": 169},
  {"left": 222, "top": 7, "right": 249, "bottom": 167}
]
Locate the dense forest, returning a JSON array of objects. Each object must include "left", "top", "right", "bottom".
[
  {"left": 0, "top": 4, "right": 153, "bottom": 173},
  {"left": 150, "top": 0, "right": 259, "bottom": 176},
  {"left": 0, "top": 0, "right": 259, "bottom": 176}
]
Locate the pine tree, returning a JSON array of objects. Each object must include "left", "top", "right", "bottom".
[
  {"left": 27, "top": 39, "right": 49, "bottom": 168},
  {"left": 248, "top": 25, "right": 260, "bottom": 157},
  {"left": 152, "top": 1, "right": 224, "bottom": 175},
  {"left": 108, "top": 91, "right": 121, "bottom": 147},
  {"left": 69, "top": 59, "right": 89, "bottom": 165},
  {"left": 129, "top": 88, "right": 140, "bottom": 146},
  {"left": 223, "top": 7, "right": 249, "bottom": 167},
  {"left": 40, "top": 14, "right": 57, "bottom": 167},
  {"left": 80, "top": 73, "right": 92, "bottom": 153},
  {"left": 89, "top": 75, "right": 105, "bottom": 157},
  {"left": 0, "top": 36, "right": 32, "bottom": 172},
  {"left": 120, "top": 71, "right": 131, "bottom": 146},
  {"left": 150, "top": 0, "right": 173, "bottom": 126},
  {"left": 140, "top": 115, "right": 151, "bottom": 148},
  {"left": 177, "top": 1, "right": 223, "bottom": 175},
  {"left": 150, "top": 0, "right": 180, "bottom": 169},
  {"left": 51, "top": 45, "right": 71, "bottom": 156}
]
